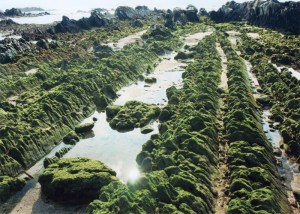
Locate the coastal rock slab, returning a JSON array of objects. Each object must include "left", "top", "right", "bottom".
[{"left": 38, "top": 158, "right": 117, "bottom": 203}]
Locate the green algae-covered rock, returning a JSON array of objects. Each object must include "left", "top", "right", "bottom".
[
  {"left": 43, "top": 156, "right": 59, "bottom": 168},
  {"left": 39, "top": 158, "right": 117, "bottom": 204},
  {"left": 0, "top": 176, "right": 25, "bottom": 203},
  {"left": 144, "top": 77, "right": 157, "bottom": 84},
  {"left": 63, "top": 131, "right": 79, "bottom": 145},
  {"left": 75, "top": 122, "right": 94, "bottom": 134},
  {"left": 107, "top": 101, "right": 160, "bottom": 132},
  {"left": 55, "top": 147, "right": 71, "bottom": 158},
  {"left": 106, "top": 105, "right": 122, "bottom": 119},
  {"left": 141, "top": 125, "right": 154, "bottom": 134}
]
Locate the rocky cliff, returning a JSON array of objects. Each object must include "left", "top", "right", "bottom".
[{"left": 210, "top": 0, "right": 300, "bottom": 34}]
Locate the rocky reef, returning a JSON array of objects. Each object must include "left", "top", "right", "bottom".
[
  {"left": 115, "top": 6, "right": 155, "bottom": 20},
  {"left": 0, "top": 17, "right": 186, "bottom": 204},
  {"left": 51, "top": 13, "right": 111, "bottom": 34},
  {"left": 0, "top": 8, "right": 24, "bottom": 17},
  {"left": 0, "top": 1, "right": 299, "bottom": 211},
  {"left": 239, "top": 32, "right": 300, "bottom": 160},
  {"left": 0, "top": 7, "right": 49, "bottom": 18},
  {"left": 106, "top": 101, "right": 160, "bottom": 131},
  {"left": 87, "top": 33, "right": 222, "bottom": 214},
  {"left": 218, "top": 32, "right": 291, "bottom": 213},
  {"left": 39, "top": 158, "right": 117, "bottom": 203},
  {"left": 163, "top": 5, "right": 200, "bottom": 28},
  {"left": 210, "top": 0, "right": 300, "bottom": 34}
]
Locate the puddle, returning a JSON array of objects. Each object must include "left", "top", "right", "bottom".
[
  {"left": 3, "top": 31, "right": 212, "bottom": 214},
  {"left": 25, "top": 68, "right": 39, "bottom": 75},
  {"left": 271, "top": 61, "right": 300, "bottom": 80}
]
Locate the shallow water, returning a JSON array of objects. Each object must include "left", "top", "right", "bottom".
[
  {"left": 65, "top": 113, "right": 159, "bottom": 183},
  {"left": 272, "top": 62, "right": 300, "bottom": 80},
  {"left": 246, "top": 57, "right": 300, "bottom": 211},
  {"left": 262, "top": 110, "right": 282, "bottom": 147},
  {"left": 115, "top": 53, "right": 184, "bottom": 106},
  {"left": 5, "top": 11, "right": 91, "bottom": 25},
  {"left": 0, "top": 33, "right": 22, "bottom": 41},
  {"left": 3, "top": 31, "right": 212, "bottom": 213}
]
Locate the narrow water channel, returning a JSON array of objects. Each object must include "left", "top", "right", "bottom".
[
  {"left": 245, "top": 57, "right": 300, "bottom": 212},
  {"left": 2, "top": 31, "right": 213, "bottom": 214},
  {"left": 270, "top": 60, "right": 300, "bottom": 80}
]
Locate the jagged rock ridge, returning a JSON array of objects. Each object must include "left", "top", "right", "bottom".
[{"left": 210, "top": 0, "right": 300, "bottom": 34}]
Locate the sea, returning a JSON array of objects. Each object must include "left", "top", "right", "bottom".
[{"left": 0, "top": 0, "right": 296, "bottom": 25}]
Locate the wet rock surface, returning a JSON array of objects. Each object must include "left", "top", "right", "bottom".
[
  {"left": 106, "top": 101, "right": 160, "bottom": 131},
  {"left": 0, "top": 176, "right": 25, "bottom": 203},
  {"left": 38, "top": 158, "right": 117, "bottom": 203}
]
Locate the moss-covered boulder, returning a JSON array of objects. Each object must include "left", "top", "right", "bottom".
[
  {"left": 141, "top": 125, "right": 154, "bottom": 134},
  {"left": 144, "top": 77, "right": 157, "bottom": 84},
  {"left": 63, "top": 131, "right": 79, "bottom": 145},
  {"left": 38, "top": 158, "right": 117, "bottom": 204},
  {"left": 107, "top": 101, "right": 160, "bottom": 131},
  {"left": 106, "top": 105, "right": 122, "bottom": 119},
  {"left": 0, "top": 176, "right": 25, "bottom": 203},
  {"left": 75, "top": 123, "right": 94, "bottom": 134},
  {"left": 43, "top": 156, "right": 59, "bottom": 168}
]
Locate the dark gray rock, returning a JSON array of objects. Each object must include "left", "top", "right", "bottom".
[
  {"left": 89, "top": 13, "right": 110, "bottom": 27},
  {"left": 185, "top": 5, "right": 199, "bottom": 22},
  {"left": 36, "top": 39, "right": 49, "bottom": 50},
  {"left": 209, "top": 0, "right": 300, "bottom": 34},
  {"left": 115, "top": 6, "right": 137, "bottom": 20},
  {"left": 135, "top": 6, "right": 153, "bottom": 18},
  {"left": 173, "top": 7, "right": 188, "bottom": 25},
  {"left": 4, "top": 8, "right": 23, "bottom": 17},
  {"left": 0, "top": 19, "right": 18, "bottom": 26},
  {"left": 133, "top": 19, "right": 143, "bottom": 27},
  {"left": 115, "top": 6, "right": 155, "bottom": 20},
  {"left": 52, "top": 13, "right": 111, "bottom": 34},
  {"left": 164, "top": 12, "right": 174, "bottom": 28},
  {"left": 0, "top": 38, "right": 33, "bottom": 64},
  {"left": 199, "top": 8, "right": 208, "bottom": 16},
  {"left": 148, "top": 24, "right": 173, "bottom": 40}
]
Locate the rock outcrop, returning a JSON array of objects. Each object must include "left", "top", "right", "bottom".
[
  {"left": 106, "top": 101, "right": 160, "bottom": 132},
  {"left": 2, "top": 8, "right": 23, "bottom": 17},
  {"left": 0, "top": 176, "right": 25, "bottom": 203},
  {"left": 0, "top": 7, "right": 49, "bottom": 18},
  {"left": 115, "top": 6, "right": 155, "bottom": 20},
  {"left": 209, "top": 0, "right": 300, "bottom": 34},
  {"left": 0, "top": 38, "right": 33, "bottom": 64},
  {"left": 185, "top": 5, "right": 199, "bottom": 22},
  {"left": 0, "top": 19, "right": 18, "bottom": 27},
  {"left": 51, "top": 12, "right": 111, "bottom": 34},
  {"left": 0, "top": 37, "right": 58, "bottom": 64},
  {"left": 163, "top": 5, "right": 199, "bottom": 28},
  {"left": 39, "top": 158, "right": 117, "bottom": 203}
]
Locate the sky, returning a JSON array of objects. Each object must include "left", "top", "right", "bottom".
[{"left": 0, "top": 0, "right": 297, "bottom": 12}]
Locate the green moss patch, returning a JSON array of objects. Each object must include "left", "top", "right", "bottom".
[
  {"left": 39, "top": 158, "right": 117, "bottom": 204},
  {"left": 107, "top": 101, "right": 160, "bottom": 132},
  {"left": 0, "top": 176, "right": 25, "bottom": 203}
]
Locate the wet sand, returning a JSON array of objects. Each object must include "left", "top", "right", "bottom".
[
  {"left": 215, "top": 42, "right": 229, "bottom": 214},
  {"left": 25, "top": 68, "right": 39, "bottom": 75},
  {"left": 106, "top": 30, "right": 147, "bottom": 50},
  {"left": 184, "top": 31, "right": 213, "bottom": 46},
  {"left": 216, "top": 42, "right": 228, "bottom": 90}
]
